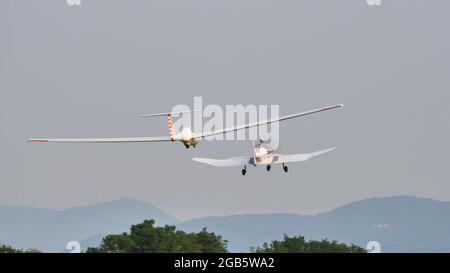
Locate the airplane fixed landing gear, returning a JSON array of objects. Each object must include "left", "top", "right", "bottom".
[
  {"left": 266, "top": 165, "right": 271, "bottom": 171},
  {"left": 242, "top": 166, "right": 247, "bottom": 176},
  {"left": 282, "top": 163, "right": 288, "bottom": 173}
]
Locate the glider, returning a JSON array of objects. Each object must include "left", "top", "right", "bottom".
[{"left": 28, "top": 104, "right": 343, "bottom": 149}]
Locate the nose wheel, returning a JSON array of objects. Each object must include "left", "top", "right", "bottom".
[
  {"left": 266, "top": 165, "right": 271, "bottom": 171},
  {"left": 282, "top": 163, "right": 288, "bottom": 173},
  {"left": 242, "top": 166, "right": 247, "bottom": 176}
]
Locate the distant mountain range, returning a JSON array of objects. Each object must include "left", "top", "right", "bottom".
[
  {"left": 0, "top": 198, "right": 178, "bottom": 252},
  {"left": 1, "top": 196, "right": 450, "bottom": 252},
  {"left": 180, "top": 196, "right": 450, "bottom": 253}
]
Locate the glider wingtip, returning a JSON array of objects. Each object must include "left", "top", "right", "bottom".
[{"left": 28, "top": 139, "right": 48, "bottom": 143}]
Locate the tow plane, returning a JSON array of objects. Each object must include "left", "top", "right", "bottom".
[{"left": 193, "top": 140, "right": 335, "bottom": 175}]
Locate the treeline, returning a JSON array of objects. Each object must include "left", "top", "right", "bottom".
[
  {"left": 1, "top": 219, "right": 366, "bottom": 253},
  {"left": 252, "top": 235, "right": 366, "bottom": 253},
  {"left": 0, "top": 244, "right": 40, "bottom": 253},
  {"left": 87, "top": 219, "right": 365, "bottom": 253},
  {"left": 86, "top": 219, "right": 227, "bottom": 253}
]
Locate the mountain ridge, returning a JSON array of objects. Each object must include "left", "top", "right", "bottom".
[{"left": 1, "top": 195, "right": 450, "bottom": 252}]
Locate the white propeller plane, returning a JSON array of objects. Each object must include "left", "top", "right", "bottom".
[
  {"left": 193, "top": 140, "right": 336, "bottom": 175},
  {"left": 28, "top": 104, "right": 343, "bottom": 149}
]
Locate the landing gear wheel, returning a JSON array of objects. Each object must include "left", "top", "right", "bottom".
[
  {"left": 282, "top": 163, "right": 288, "bottom": 173},
  {"left": 242, "top": 166, "right": 247, "bottom": 176},
  {"left": 266, "top": 165, "right": 271, "bottom": 171}
]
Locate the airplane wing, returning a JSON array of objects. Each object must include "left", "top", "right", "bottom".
[
  {"left": 272, "top": 148, "right": 336, "bottom": 164},
  {"left": 194, "top": 104, "right": 343, "bottom": 139},
  {"left": 28, "top": 136, "right": 171, "bottom": 143},
  {"left": 192, "top": 156, "right": 252, "bottom": 167}
]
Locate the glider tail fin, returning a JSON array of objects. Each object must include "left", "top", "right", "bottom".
[
  {"left": 139, "top": 110, "right": 197, "bottom": 141},
  {"left": 167, "top": 115, "right": 174, "bottom": 140}
]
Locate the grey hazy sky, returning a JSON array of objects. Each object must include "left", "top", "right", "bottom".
[{"left": 1, "top": 0, "right": 449, "bottom": 220}]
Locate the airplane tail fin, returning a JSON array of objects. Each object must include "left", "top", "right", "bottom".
[
  {"left": 167, "top": 115, "right": 174, "bottom": 140},
  {"left": 139, "top": 110, "right": 196, "bottom": 141}
]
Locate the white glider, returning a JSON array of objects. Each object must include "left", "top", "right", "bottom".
[{"left": 29, "top": 104, "right": 343, "bottom": 149}]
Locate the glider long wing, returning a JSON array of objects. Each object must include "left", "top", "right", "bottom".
[
  {"left": 194, "top": 104, "right": 343, "bottom": 139},
  {"left": 28, "top": 136, "right": 171, "bottom": 143}
]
